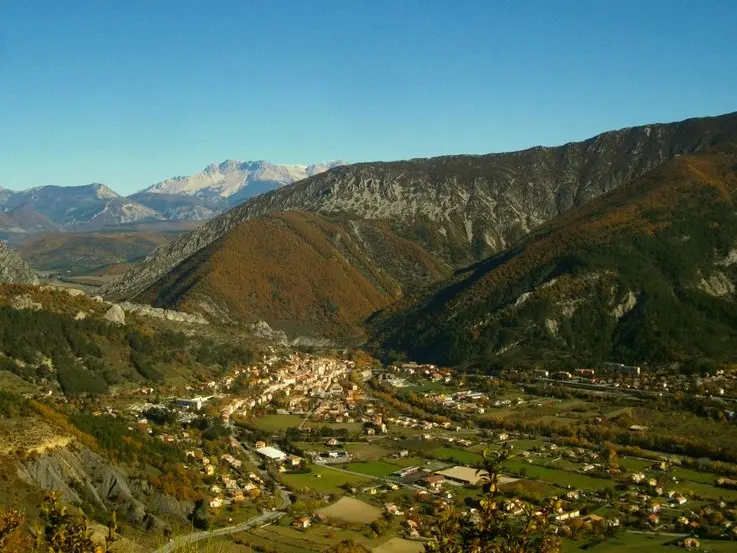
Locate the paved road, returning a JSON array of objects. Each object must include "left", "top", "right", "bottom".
[
  {"left": 299, "top": 404, "right": 319, "bottom": 430},
  {"left": 154, "top": 510, "right": 285, "bottom": 553},
  {"left": 153, "top": 435, "right": 293, "bottom": 553},
  {"left": 625, "top": 530, "right": 688, "bottom": 538}
]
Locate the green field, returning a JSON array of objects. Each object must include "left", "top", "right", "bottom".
[
  {"left": 240, "top": 530, "right": 316, "bottom": 553},
  {"left": 344, "top": 441, "right": 393, "bottom": 460},
  {"left": 673, "top": 480, "right": 737, "bottom": 501},
  {"left": 390, "top": 455, "right": 434, "bottom": 468},
  {"left": 499, "top": 479, "right": 566, "bottom": 500},
  {"left": 536, "top": 415, "right": 580, "bottom": 425},
  {"left": 504, "top": 459, "right": 614, "bottom": 491},
  {"left": 280, "top": 465, "right": 369, "bottom": 494},
  {"left": 508, "top": 439, "right": 547, "bottom": 451},
  {"left": 251, "top": 414, "right": 304, "bottom": 432},
  {"left": 429, "top": 447, "right": 483, "bottom": 465},
  {"left": 617, "top": 457, "right": 652, "bottom": 471},
  {"left": 404, "top": 381, "right": 456, "bottom": 393},
  {"left": 672, "top": 466, "right": 720, "bottom": 485},
  {"left": 254, "top": 524, "right": 394, "bottom": 551},
  {"left": 305, "top": 421, "right": 364, "bottom": 433},
  {"left": 344, "top": 460, "right": 402, "bottom": 477}
]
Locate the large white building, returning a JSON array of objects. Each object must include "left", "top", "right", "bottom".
[{"left": 256, "top": 446, "right": 287, "bottom": 461}]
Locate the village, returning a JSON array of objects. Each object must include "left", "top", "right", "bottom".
[{"left": 82, "top": 351, "right": 737, "bottom": 553}]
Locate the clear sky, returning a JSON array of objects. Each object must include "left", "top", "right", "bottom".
[{"left": 0, "top": 0, "right": 735, "bottom": 195}]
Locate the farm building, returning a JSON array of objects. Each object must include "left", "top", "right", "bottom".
[{"left": 256, "top": 446, "right": 287, "bottom": 461}]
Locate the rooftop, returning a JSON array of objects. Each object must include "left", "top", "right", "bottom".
[{"left": 256, "top": 446, "right": 287, "bottom": 460}]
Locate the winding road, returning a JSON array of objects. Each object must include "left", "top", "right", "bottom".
[
  {"left": 154, "top": 437, "right": 292, "bottom": 553},
  {"left": 154, "top": 510, "right": 285, "bottom": 553}
]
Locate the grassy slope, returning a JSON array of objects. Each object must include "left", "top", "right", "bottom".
[
  {"left": 374, "top": 146, "right": 737, "bottom": 367},
  {"left": 137, "top": 211, "right": 450, "bottom": 335}
]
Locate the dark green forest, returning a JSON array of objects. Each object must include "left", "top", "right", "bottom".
[
  {"left": 0, "top": 302, "right": 255, "bottom": 395},
  {"left": 374, "top": 149, "right": 737, "bottom": 370}
]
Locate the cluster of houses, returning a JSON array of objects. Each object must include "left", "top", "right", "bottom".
[
  {"left": 209, "top": 470, "right": 265, "bottom": 508},
  {"left": 376, "top": 363, "right": 454, "bottom": 388},
  {"left": 385, "top": 414, "right": 462, "bottom": 433},
  {"left": 172, "top": 353, "right": 360, "bottom": 424},
  {"left": 310, "top": 383, "right": 365, "bottom": 425},
  {"left": 181, "top": 448, "right": 267, "bottom": 507},
  {"left": 533, "top": 363, "right": 737, "bottom": 403}
]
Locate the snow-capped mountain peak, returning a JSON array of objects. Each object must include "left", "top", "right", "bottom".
[{"left": 143, "top": 159, "right": 346, "bottom": 202}]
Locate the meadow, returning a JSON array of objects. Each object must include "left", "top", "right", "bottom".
[
  {"left": 280, "top": 465, "right": 368, "bottom": 494},
  {"left": 344, "top": 460, "right": 403, "bottom": 478},
  {"left": 251, "top": 414, "right": 304, "bottom": 432},
  {"left": 503, "top": 459, "right": 615, "bottom": 491}
]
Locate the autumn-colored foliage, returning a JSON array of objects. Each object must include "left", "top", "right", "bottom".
[
  {"left": 1, "top": 494, "right": 117, "bottom": 553},
  {"left": 0, "top": 508, "right": 28, "bottom": 553},
  {"left": 140, "top": 211, "right": 449, "bottom": 333}
]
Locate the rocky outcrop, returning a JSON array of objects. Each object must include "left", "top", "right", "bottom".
[
  {"left": 104, "top": 304, "right": 126, "bottom": 325},
  {"left": 699, "top": 272, "right": 735, "bottom": 297},
  {"left": 9, "top": 294, "right": 42, "bottom": 311},
  {"left": 612, "top": 291, "right": 638, "bottom": 319},
  {"left": 0, "top": 242, "right": 39, "bottom": 285},
  {"left": 40, "top": 285, "right": 86, "bottom": 297},
  {"left": 102, "top": 112, "right": 737, "bottom": 303},
  {"left": 120, "top": 301, "right": 208, "bottom": 325},
  {"left": 374, "top": 147, "right": 737, "bottom": 367},
  {"left": 249, "top": 320, "right": 288, "bottom": 345}
]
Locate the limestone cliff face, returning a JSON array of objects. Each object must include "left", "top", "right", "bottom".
[
  {"left": 102, "top": 112, "right": 737, "bottom": 303},
  {"left": 0, "top": 242, "right": 39, "bottom": 285}
]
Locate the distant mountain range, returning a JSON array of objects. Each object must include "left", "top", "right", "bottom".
[
  {"left": 101, "top": 111, "right": 737, "bottom": 352},
  {"left": 0, "top": 160, "right": 344, "bottom": 238}
]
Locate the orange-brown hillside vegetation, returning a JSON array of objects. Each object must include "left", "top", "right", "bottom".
[{"left": 137, "top": 211, "right": 450, "bottom": 334}]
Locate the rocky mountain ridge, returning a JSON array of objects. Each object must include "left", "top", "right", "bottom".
[
  {"left": 102, "top": 112, "right": 737, "bottom": 308},
  {"left": 0, "top": 242, "right": 39, "bottom": 285},
  {"left": 373, "top": 146, "right": 737, "bottom": 368},
  {"left": 0, "top": 183, "right": 163, "bottom": 237},
  {"left": 138, "top": 159, "right": 346, "bottom": 203},
  {"left": 0, "top": 160, "right": 343, "bottom": 237}
]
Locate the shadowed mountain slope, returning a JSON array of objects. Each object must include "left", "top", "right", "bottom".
[{"left": 372, "top": 146, "right": 737, "bottom": 368}]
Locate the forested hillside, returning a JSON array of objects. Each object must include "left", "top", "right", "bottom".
[
  {"left": 135, "top": 211, "right": 450, "bottom": 336},
  {"left": 0, "top": 285, "right": 257, "bottom": 396},
  {"left": 373, "top": 146, "right": 737, "bottom": 369}
]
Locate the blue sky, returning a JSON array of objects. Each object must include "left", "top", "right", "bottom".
[{"left": 0, "top": 1, "right": 735, "bottom": 194}]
